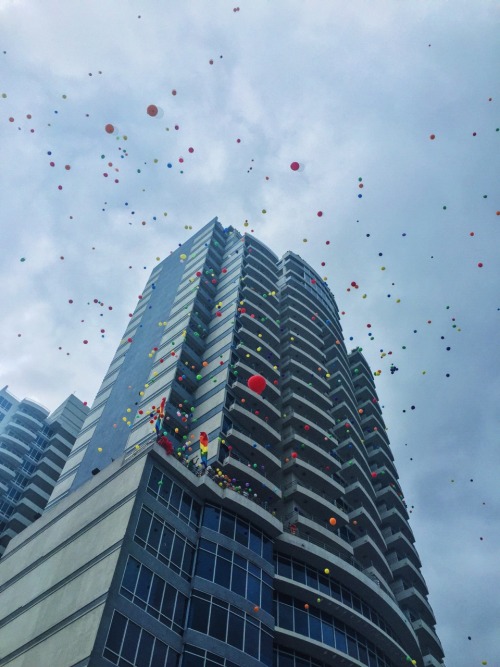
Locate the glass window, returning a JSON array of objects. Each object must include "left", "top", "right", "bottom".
[
  {"left": 244, "top": 620, "right": 259, "bottom": 659},
  {"left": 169, "top": 484, "right": 182, "bottom": 511},
  {"left": 196, "top": 550, "right": 215, "bottom": 580},
  {"left": 121, "top": 619, "right": 140, "bottom": 663},
  {"left": 231, "top": 565, "right": 246, "bottom": 596},
  {"left": 330, "top": 581, "right": 342, "bottom": 601},
  {"left": 135, "top": 631, "right": 154, "bottom": 667},
  {"left": 306, "top": 568, "right": 317, "bottom": 589},
  {"left": 235, "top": 518, "right": 249, "bottom": 546},
  {"left": 189, "top": 596, "right": 210, "bottom": 633},
  {"left": 249, "top": 526, "right": 261, "bottom": 556},
  {"left": 277, "top": 556, "right": 292, "bottom": 579},
  {"left": 200, "top": 538, "right": 216, "bottom": 553},
  {"left": 262, "top": 536, "right": 273, "bottom": 562},
  {"left": 261, "top": 582, "right": 273, "bottom": 613},
  {"left": 106, "top": 611, "right": 127, "bottom": 654},
  {"left": 358, "top": 644, "right": 368, "bottom": 663},
  {"left": 136, "top": 509, "right": 152, "bottom": 544},
  {"left": 171, "top": 535, "right": 185, "bottom": 568},
  {"left": 149, "top": 574, "right": 164, "bottom": 612},
  {"left": 214, "top": 557, "right": 231, "bottom": 588},
  {"left": 136, "top": 567, "right": 153, "bottom": 603},
  {"left": 342, "top": 589, "right": 352, "bottom": 606},
  {"left": 161, "top": 584, "right": 176, "bottom": 621},
  {"left": 203, "top": 505, "right": 220, "bottom": 530},
  {"left": 209, "top": 604, "right": 228, "bottom": 642},
  {"left": 278, "top": 602, "right": 293, "bottom": 631},
  {"left": 260, "top": 629, "right": 273, "bottom": 666},
  {"left": 220, "top": 511, "right": 235, "bottom": 538},
  {"left": 335, "top": 627, "right": 347, "bottom": 652},
  {"left": 247, "top": 573, "right": 260, "bottom": 604},
  {"left": 183, "top": 543, "right": 195, "bottom": 577},
  {"left": 321, "top": 620, "right": 334, "bottom": 646},
  {"left": 152, "top": 640, "right": 167, "bottom": 667},
  {"left": 174, "top": 594, "right": 188, "bottom": 629},
  {"left": 227, "top": 611, "right": 244, "bottom": 650},
  {"left": 347, "top": 635, "right": 358, "bottom": 659},
  {"left": 122, "top": 557, "right": 140, "bottom": 593},
  {"left": 180, "top": 491, "right": 191, "bottom": 519},
  {"left": 318, "top": 575, "right": 330, "bottom": 595},
  {"left": 293, "top": 562, "right": 306, "bottom": 584},
  {"left": 309, "top": 610, "right": 322, "bottom": 642},
  {"left": 148, "top": 517, "right": 163, "bottom": 551},
  {"left": 294, "top": 608, "right": 308, "bottom": 636}
]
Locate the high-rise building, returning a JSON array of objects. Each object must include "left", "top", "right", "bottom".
[
  {"left": 0, "top": 218, "right": 444, "bottom": 667},
  {"left": 0, "top": 386, "right": 89, "bottom": 556}
]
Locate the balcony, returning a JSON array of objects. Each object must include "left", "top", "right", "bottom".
[
  {"left": 15, "top": 410, "right": 44, "bottom": 431},
  {"left": 393, "top": 583, "right": 436, "bottom": 626},
  {"left": 335, "top": 437, "right": 367, "bottom": 465},
  {"left": 221, "top": 453, "right": 282, "bottom": 502},
  {"left": 282, "top": 391, "right": 335, "bottom": 431},
  {"left": 280, "top": 357, "right": 330, "bottom": 393},
  {"left": 389, "top": 558, "right": 428, "bottom": 595},
  {"left": 245, "top": 260, "right": 276, "bottom": 292},
  {"left": 348, "top": 506, "right": 386, "bottom": 552},
  {"left": 283, "top": 480, "right": 349, "bottom": 525},
  {"left": 0, "top": 462, "right": 16, "bottom": 481},
  {"left": 19, "top": 398, "right": 49, "bottom": 421},
  {"left": 0, "top": 432, "right": 30, "bottom": 456},
  {"left": 0, "top": 447, "right": 23, "bottom": 468},
  {"left": 231, "top": 360, "right": 280, "bottom": 400},
  {"left": 375, "top": 485, "right": 408, "bottom": 518},
  {"left": 228, "top": 403, "right": 280, "bottom": 445},
  {"left": 241, "top": 270, "right": 276, "bottom": 300},
  {"left": 281, "top": 330, "right": 322, "bottom": 363},
  {"left": 282, "top": 411, "right": 334, "bottom": 449},
  {"left": 5, "top": 421, "right": 36, "bottom": 444},
  {"left": 351, "top": 534, "right": 393, "bottom": 584},
  {"left": 230, "top": 381, "right": 280, "bottom": 423},
  {"left": 344, "top": 481, "right": 378, "bottom": 517},
  {"left": 280, "top": 309, "right": 324, "bottom": 348},
  {"left": 226, "top": 426, "right": 281, "bottom": 472},
  {"left": 238, "top": 311, "right": 280, "bottom": 345},
  {"left": 366, "top": 445, "right": 396, "bottom": 475},
  {"left": 282, "top": 511, "right": 355, "bottom": 563},
  {"left": 235, "top": 342, "right": 279, "bottom": 378},
  {"left": 423, "top": 654, "right": 445, "bottom": 667},
  {"left": 342, "top": 458, "right": 375, "bottom": 490},
  {"left": 283, "top": 458, "right": 344, "bottom": 498},
  {"left": 281, "top": 431, "right": 340, "bottom": 473},
  {"left": 241, "top": 287, "right": 280, "bottom": 319},
  {"left": 280, "top": 341, "right": 324, "bottom": 373},
  {"left": 385, "top": 531, "right": 421, "bottom": 567},
  {"left": 238, "top": 326, "right": 278, "bottom": 361},
  {"left": 379, "top": 507, "right": 414, "bottom": 543}
]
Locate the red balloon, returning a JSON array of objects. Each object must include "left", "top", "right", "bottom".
[
  {"left": 290, "top": 161, "right": 300, "bottom": 171},
  {"left": 247, "top": 374, "right": 266, "bottom": 394},
  {"left": 105, "top": 123, "right": 115, "bottom": 134},
  {"left": 147, "top": 104, "right": 158, "bottom": 117}
]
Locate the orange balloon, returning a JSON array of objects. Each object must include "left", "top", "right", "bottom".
[{"left": 329, "top": 517, "right": 337, "bottom": 526}]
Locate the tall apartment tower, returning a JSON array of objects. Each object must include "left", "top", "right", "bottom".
[
  {"left": 0, "top": 386, "right": 89, "bottom": 555},
  {"left": 0, "top": 218, "right": 444, "bottom": 667}
]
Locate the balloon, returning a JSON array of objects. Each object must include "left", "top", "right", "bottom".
[
  {"left": 324, "top": 568, "right": 330, "bottom": 574},
  {"left": 180, "top": 253, "right": 187, "bottom": 260},
  {"left": 105, "top": 123, "right": 115, "bottom": 134},
  {"left": 247, "top": 374, "right": 266, "bottom": 394},
  {"left": 329, "top": 517, "right": 337, "bottom": 526},
  {"left": 147, "top": 104, "right": 158, "bottom": 117}
]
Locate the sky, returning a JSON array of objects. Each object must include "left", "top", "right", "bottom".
[{"left": 1, "top": 0, "right": 499, "bottom": 664}]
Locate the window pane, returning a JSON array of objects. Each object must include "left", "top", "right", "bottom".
[
  {"left": 231, "top": 565, "right": 246, "bottom": 596},
  {"left": 322, "top": 620, "right": 334, "bottom": 646},
  {"left": 358, "top": 644, "right": 368, "bottom": 663},
  {"left": 294, "top": 609, "right": 308, "bottom": 636},
  {"left": 149, "top": 574, "right": 164, "bottom": 612},
  {"left": 220, "top": 512, "right": 235, "bottom": 538},
  {"left": 180, "top": 491, "right": 191, "bottom": 519},
  {"left": 262, "top": 537, "right": 273, "bottom": 562},
  {"left": 347, "top": 635, "right": 358, "bottom": 659},
  {"left": 191, "top": 501, "right": 201, "bottom": 527},
  {"left": 335, "top": 627, "right": 347, "bottom": 652},
  {"left": 309, "top": 613, "right": 322, "bottom": 642},
  {"left": 171, "top": 535, "right": 185, "bottom": 568},
  {"left": 293, "top": 563, "right": 306, "bottom": 584},
  {"left": 182, "top": 655, "right": 204, "bottom": 667},
  {"left": 121, "top": 621, "right": 140, "bottom": 662},
  {"left": 174, "top": 593, "right": 188, "bottom": 628},
  {"left": 235, "top": 518, "right": 249, "bottom": 546},
  {"left": 148, "top": 466, "right": 162, "bottom": 490},
  {"left": 159, "top": 475, "right": 173, "bottom": 503},
  {"left": 247, "top": 574, "right": 260, "bottom": 605},
  {"left": 183, "top": 543, "right": 195, "bottom": 577},
  {"left": 244, "top": 620, "right": 259, "bottom": 658},
  {"left": 196, "top": 551, "right": 215, "bottom": 580},
  {"left": 136, "top": 509, "right": 152, "bottom": 543},
  {"left": 227, "top": 611, "right": 245, "bottom": 649},
  {"left": 152, "top": 640, "right": 167, "bottom": 667},
  {"left": 203, "top": 505, "right": 220, "bottom": 530},
  {"left": 261, "top": 583, "right": 273, "bottom": 613},
  {"left": 214, "top": 557, "right": 231, "bottom": 588},
  {"left": 169, "top": 484, "right": 182, "bottom": 511},
  {"left": 189, "top": 597, "right": 210, "bottom": 632},
  {"left": 277, "top": 557, "right": 291, "bottom": 579},
  {"left": 106, "top": 612, "right": 127, "bottom": 653},
  {"left": 161, "top": 583, "right": 176, "bottom": 620},
  {"left": 306, "top": 568, "right": 317, "bottom": 588},
  {"left": 278, "top": 602, "right": 293, "bottom": 630},
  {"left": 135, "top": 630, "right": 154, "bottom": 667},
  {"left": 318, "top": 575, "right": 330, "bottom": 595},
  {"left": 249, "top": 527, "right": 261, "bottom": 556},
  {"left": 209, "top": 604, "right": 228, "bottom": 642},
  {"left": 122, "top": 557, "right": 140, "bottom": 593},
  {"left": 136, "top": 567, "right": 153, "bottom": 603},
  {"left": 260, "top": 629, "right": 273, "bottom": 666},
  {"left": 148, "top": 518, "right": 163, "bottom": 551}
]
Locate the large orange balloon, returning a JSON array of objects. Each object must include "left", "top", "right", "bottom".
[{"left": 329, "top": 517, "right": 337, "bottom": 526}]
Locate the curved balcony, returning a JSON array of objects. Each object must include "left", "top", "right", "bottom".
[
  {"left": 237, "top": 311, "right": 280, "bottom": 344},
  {"left": 349, "top": 506, "right": 386, "bottom": 553},
  {"left": 385, "top": 531, "right": 421, "bottom": 568},
  {"left": 335, "top": 436, "right": 366, "bottom": 465},
  {"left": 283, "top": 480, "right": 349, "bottom": 526},
  {"left": 380, "top": 507, "right": 415, "bottom": 543},
  {"left": 0, "top": 447, "right": 23, "bottom": 468},
  {"left": 412, "top": 619, "right": 445, "bottom": 661},
  {"left": 228, "top": 403, "right": 280, "bottom": 444},
  {"left": 376, "top": 485, "right": 408, "bottom": 518},
  {"left": 229, "top": 380, "right": 281, "bottom": 423},
  {"left": 19, "top": 398, "right": 49, "bottom": 421},
  {"left": 367, "top": 448, "right": 398, "bottom": 479},
  {"left": 393, "top": 583, "right": 436, "bottom": 627},
  {"left": 332, "top": 419, "right": 364, "bottom": 448},
  {"left": 342, "top": 458, "right": 374, "bottom": 490},
  {"left": 282, "top": 430, "right": 341, "bottom": 473},
  {"left": 283, "top": 392, "right": 335, "bottom": 432},
  {"left": 274, "top": 575, "right": 416, "bottom": 666},
  {"left": 225, "top": 425, "right": 281, "bottom": 472},
  {"left": 351, "top": 534, "right": 393, "bottom": 585},
  {"left": 241, "top": 287, "right": 280, "bottom": 319},
  {"left": 281, "top": 357, "right": 331, "bottom": 393},
  {"left": 280, "top": 309, "right": 324, "bottom": 348},
  {"left": 244, "top": 259, "right": 276, "bottom": 291},
  {"left": 241, "top": 270, "right": 276, "bottom": 301},
  {"left": 281, "top": 330, "right": 323, "bottom": 365},
  {"left": 231, "top": 360, "right": 280, "bottom": 400},
  {"left": 235, "top": 342, "right": 279, "bottom": 378},
  {"left": 363, "top": 427, "right": 391, "bottom": 450},
  {"left": 389, "top": 557, "right": 428, "bottom": 596},
  {"left": 282, "top": 381, "right": 330, "bottom": 415},
  {"left": 281, "top": 512, "right": 354, "bottom": 562},
  {"left": 344, "top": 477, "right": 378, "bottom": 510},
  {"left": 283, "top": 458, "right": 344, "bottom": 498},
  {"left": 330, "top": 383, "right": 359, "bottom": 412},
  {"left": 372, "top": 465, "right": 399, "bottom": 489},
  {"left": 237, "top": 326, "right": 278, "bottom": 362},
  {"left": 281, "top": 341, "right": 324, "bottom": 373},
  {"left": 281, "top": 291, "right": 324, "bottom": 330},
  {"left": 360, "top": 409, "right": 387, "bottom": 433},
  {"left": 15, "top": 410, "right": 44, "bottom": 431},
  {"left": 274, "top": 532, "right": 422, "bottom": 661},
  {"left": 282, "top": 410, "right": 334, "bottom": 448},
  {"left": 331, "top": 400, "right": 361, "bottom": 429},
  {"left": 6, "top": 421, "right": 36, "bottom": 444},
  {"left": 0, "top": 432, "right": 30, "bottom": 456},
  {"left": 0, "top": 462, "right": 16, "bottom": 482},
  {"left": 354, "top": 383, "right": 377, "bottom": 404},
  {"left": 221, "top": 453, "right": 282, "bottom": 502},
  {"left": 244, "top": 238, "right": 279, "bottom": 268}
]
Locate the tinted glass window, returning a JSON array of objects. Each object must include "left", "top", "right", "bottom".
[{"left": 203, "top": 505, "right": 220, "bottom": 530}]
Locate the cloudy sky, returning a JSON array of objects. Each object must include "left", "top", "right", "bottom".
[{"left": 1, "top": 0, "right": 499, "bottom": 663}]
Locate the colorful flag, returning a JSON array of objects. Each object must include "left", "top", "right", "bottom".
[{"left": 200, "top": 431, "right": 209, "bottom": 467}]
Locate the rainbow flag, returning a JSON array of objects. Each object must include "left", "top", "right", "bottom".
[{"left": 200, "top": 431, "right": 209, "bottom": 467}]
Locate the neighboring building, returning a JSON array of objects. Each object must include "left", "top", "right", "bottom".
[
  {"left": 0, "top": 386, "right": 88, "bottom": 555},
  {"left": 0, "top": 218, "right": 445, "bottom": 667}
]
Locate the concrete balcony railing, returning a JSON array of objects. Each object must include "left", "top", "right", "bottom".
[
  {"left": 281, "top": 431, "right": 341, "bottom": 472},
  {"left": 228, "top": 404, "right": 281, "bottom": 445},
  {"left": 226, "top": 426, "right": 281, "bottom": 472},
  {"left": 283, "top": 458, "right": 344, "bottom": 498},
  {"left": 385, "top": 531, "right": 421, "bottom": 567},
  {"left": 221, "top": 453, "right": 282, "bottom": 501},
  {"left": 283, "top": 481, "right": 349, "bottom": 525}
]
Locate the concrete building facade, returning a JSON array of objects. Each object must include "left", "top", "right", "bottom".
[{"left": 0, "top": 218, "right": 444, "bottom": 667}]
